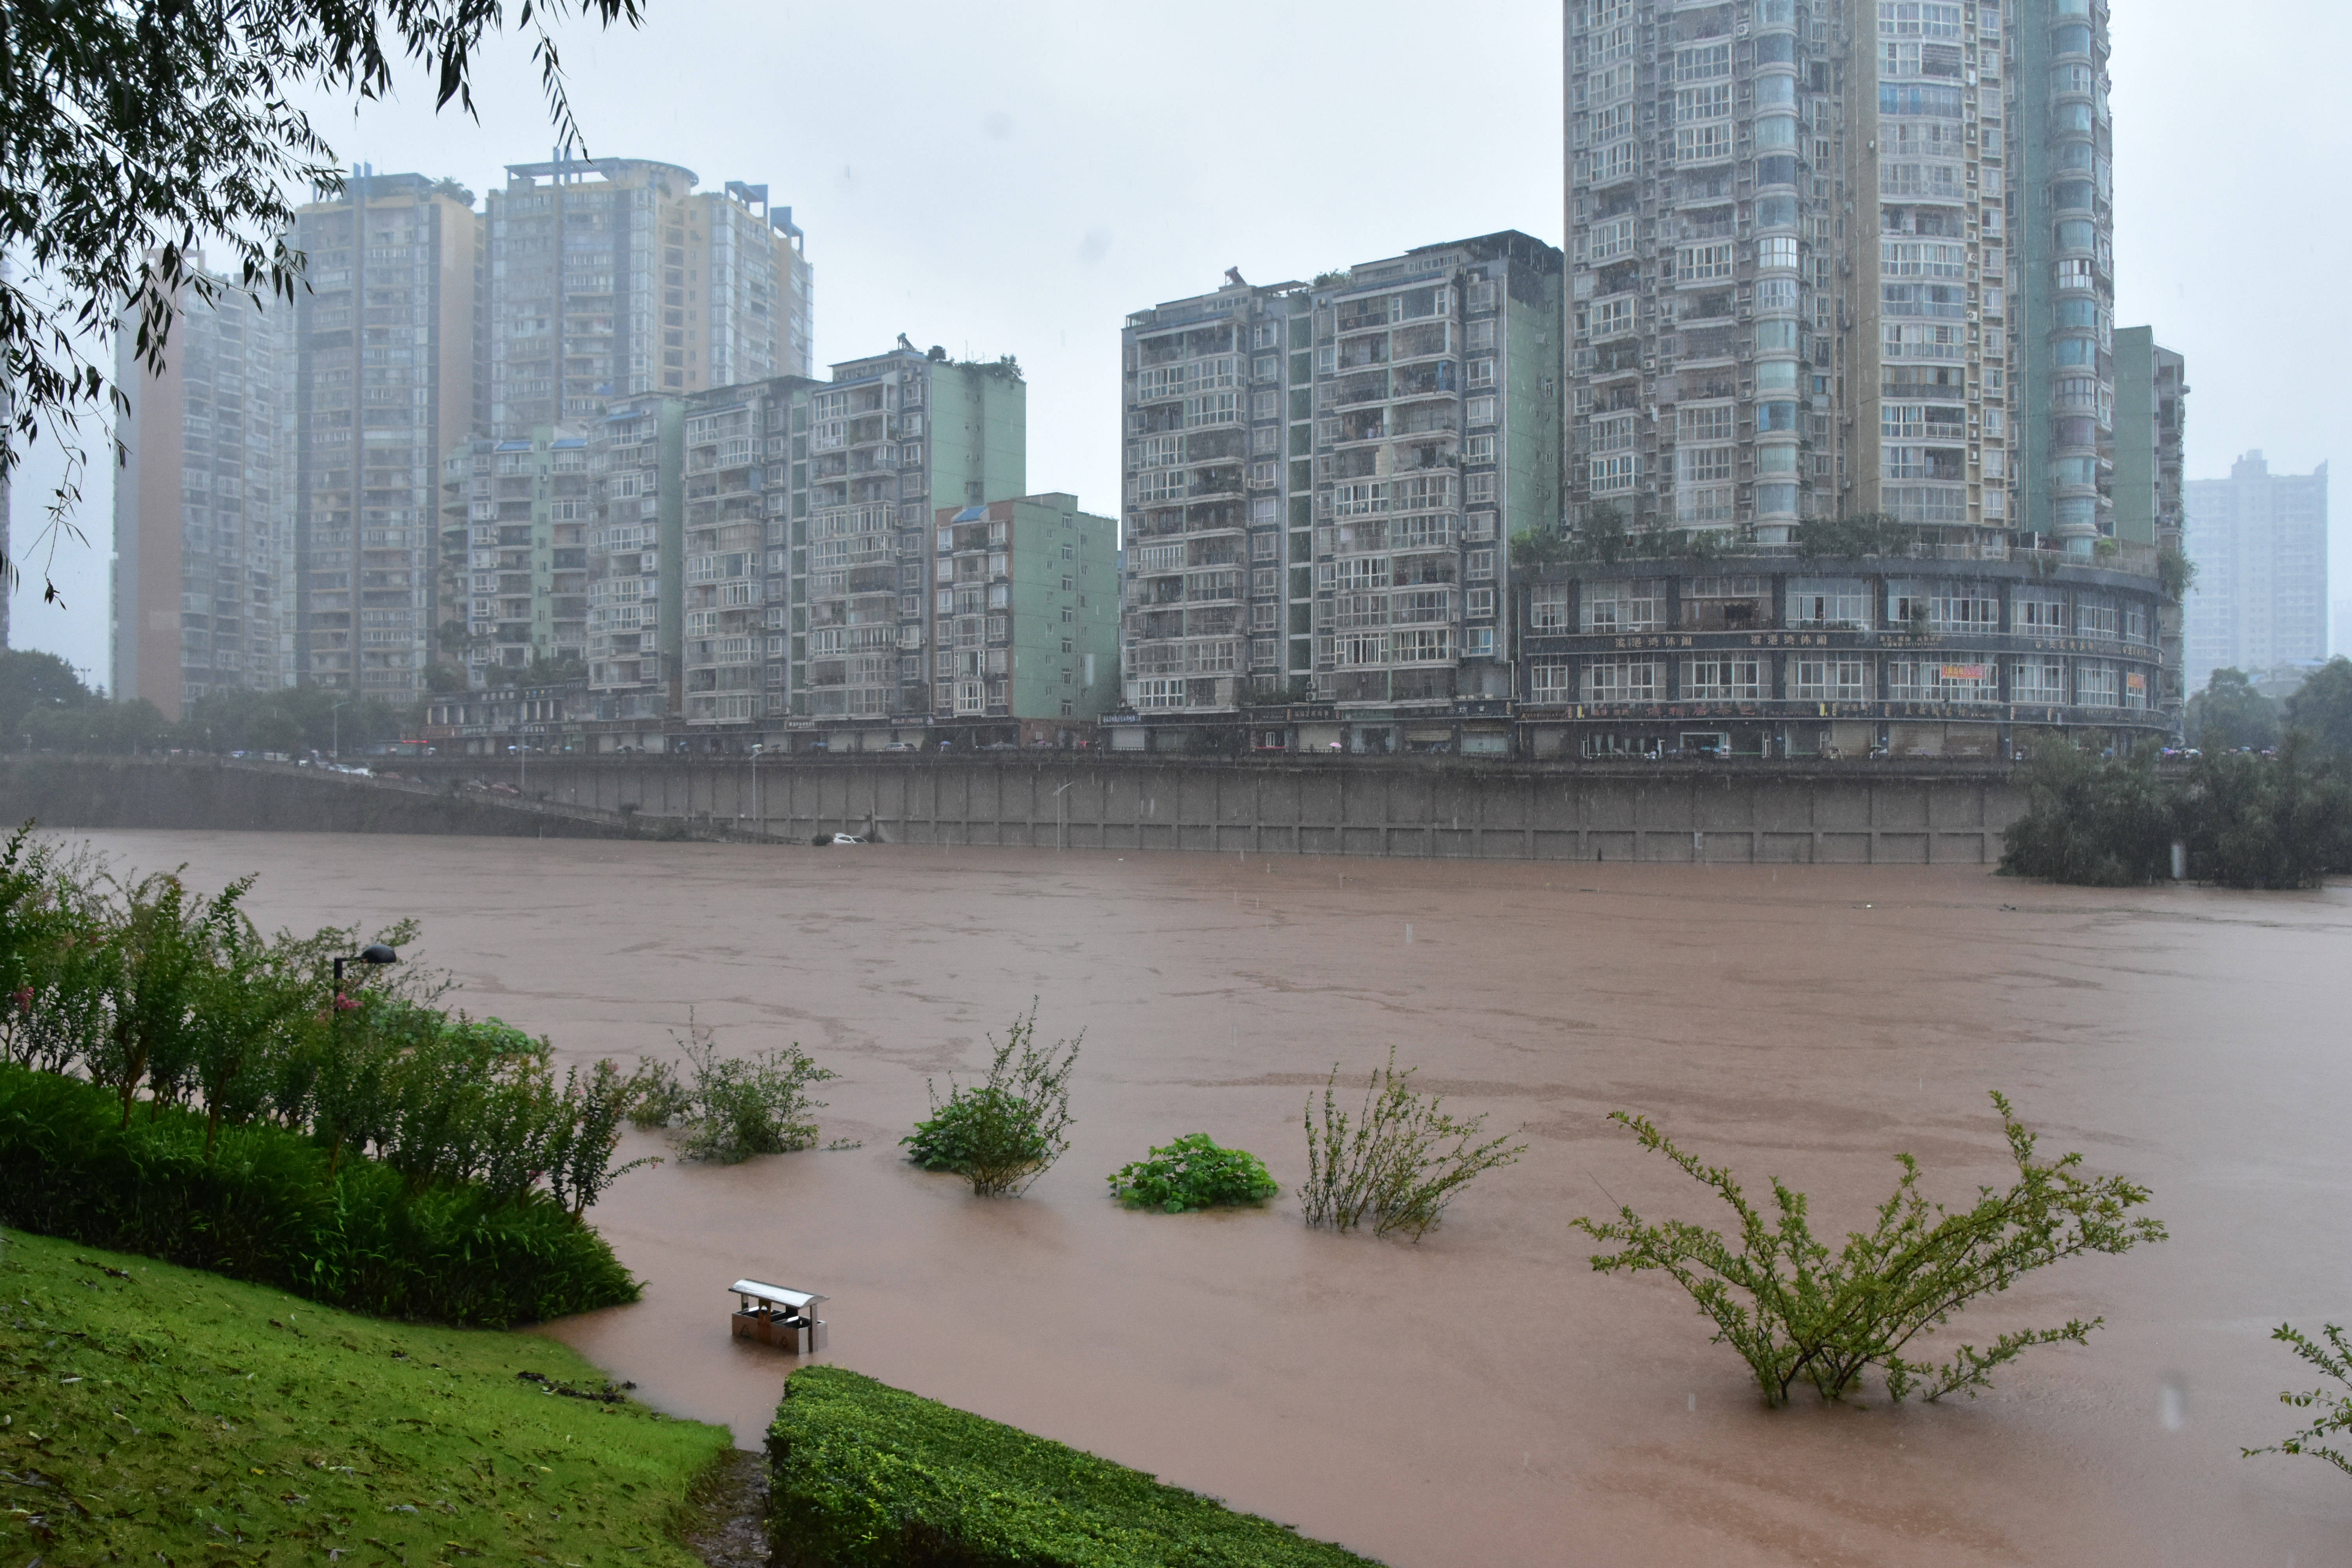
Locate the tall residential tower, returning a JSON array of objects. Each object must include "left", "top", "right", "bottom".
[
  {"left": 288, "top": 171, "right": 481, "bottom": 704},
  {"left": 1564, "top": 0, "right": 2118, "bottom": 554},
  {"left": 484, "top": 156, "right": 811, "bottom": 439}
]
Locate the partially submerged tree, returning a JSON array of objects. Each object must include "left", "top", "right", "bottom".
[
  {"left": 1300, "top": 1047, "right": 1524, "bottom": 1240},
  {"left": 2245, "top": 1323, "right": 2352, "bottom": 1477},
  {"left": 2, "top": 0, "right": 645, "bottom": 597},
  {"left": 1572, "top": 1093, "right": 2165, "bottom": 1407}
]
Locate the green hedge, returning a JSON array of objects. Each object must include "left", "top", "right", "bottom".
[
  {"left": 0, "top": 1063, "right": 637, "bottom": 1325},
  {"left": 766, "top": 1366, "right": 1382, "bottom": 1568}
]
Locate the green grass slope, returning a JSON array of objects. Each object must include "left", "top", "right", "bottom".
[
  {"left": 769, "top": 1365, "right": 1383, "bottom": 1567},
  {"left": 0, "top": 1227, "right": 732, "bottom": 1566}
]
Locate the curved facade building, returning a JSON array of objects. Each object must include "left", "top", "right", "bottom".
[{"left": 1514, "top": 550, "right": 2167, "bottom": 758}]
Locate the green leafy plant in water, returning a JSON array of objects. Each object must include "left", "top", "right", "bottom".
[
  {"left": 2244, "top": 1323, "right": 2352, "bottom": 1476},
  {"left": 1300, "top": 1046, "right": 1525, "bottom": 1241},
  {"left": 902, "top": 1001, "right": 1079, "bottom": 1197},
  {"left": 625, "top": 1012, "right": 834, "bottom": 1165},
  {"left": 1571, "top": 1091, "right": 2167, "bottom": 1407},
  {"left": 1107, "top": 1133, "right": 1278, "bottom": 1213}
]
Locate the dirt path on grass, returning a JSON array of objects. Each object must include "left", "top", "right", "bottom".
[{"left": 65, "top": 830, "right": 2352, "bottom": 1568}]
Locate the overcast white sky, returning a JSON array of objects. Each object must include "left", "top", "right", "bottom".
[{"left": 12, "top": 0, "right": 2350, "bottom": 683}]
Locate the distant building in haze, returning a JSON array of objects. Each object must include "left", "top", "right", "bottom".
[
  {"left": 483, "top": 156, "right": 811, "bottom": 440},
  {"left": 2185, "top": 452, "right": 2328, "bottom": 690},
  {"left": 110, "top": 267, "right": 296, "bottom": 721}
]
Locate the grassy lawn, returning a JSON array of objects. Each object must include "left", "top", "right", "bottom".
[{"left": 0, "top": 1226, "right": 733, "bottom": 1566}]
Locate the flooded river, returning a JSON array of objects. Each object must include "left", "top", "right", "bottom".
[{"left": 63, "top": 831, "right": 2350, "bottom": 1566}]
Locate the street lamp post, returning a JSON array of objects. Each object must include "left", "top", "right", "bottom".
[
  {"left": 331, "top": 701, "right": 350, "bottom": 763},
  {"left": 751, "top": 744, "right": 764, "bottom": 838},
  {"left": 331, "top": 942, "right": 399, "bottom": 1002}
]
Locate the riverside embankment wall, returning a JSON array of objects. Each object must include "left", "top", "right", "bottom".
[
  {"left": 0, "top": 754, "right": 2029, "bottom": 863},
  {"left": 0, "top": 757, "right": 629, "bottom": 839},
  {"left": 417, "top": 753, "right": 2025, "bottom": 864}
]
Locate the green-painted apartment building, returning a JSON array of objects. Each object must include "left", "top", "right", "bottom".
[{"left": 932, "top": 493, "right": 1119, "bottom": 747}]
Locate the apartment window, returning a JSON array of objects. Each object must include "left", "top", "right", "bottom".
[
  {"left": 1466, "top": 358, "right": 1496, "bottom": 389},
  {"left": 1588, "top": 218, "right": 1636, "bottom": 263},
  {"left": 1787, "top": 580, "right": 1869, "bottom": 628},
  {"left": 1251, "top": 390, "right": 1278, "bottom": 420},
  {"left": 1675, "top": 43, "right": 1732, "bottom": 81},
  {"left": 1678, "top": 405, "right": 1733, "bottom": 443},
  {"left": 2076, "top": 662, "right": 2120, "bottom": 707},
  {"left": 1887, "top": 658, "right": 1996, "bottom": 701},
  {"left": 1583, "top": 580, "right": 1661, "bottom": 633},
  {"left": 1466, "top": 550, "right": 1495, "bottom": 581},
  {"left": 1531, "top": 663, "right": 1575, "bottom": 701},
  {"left": 2015, "top": 593, "right": 2065, "bottom": 633},
  {"left": 1686, "top": 446, "right": 1732, "bottom": 483},
  {"left": 1675, "top": 83, "right": 1733, "bottom": 123},
  {"left": 1758, "top": 236, "right": 1800, "bottom": 271},
  {"left": 1252, "top": 323, "right": 1281, "bottom": 350},
  {"left": 1467, "top": 396, "right": 1498, "bottom": 427},
  {"left": 1466, "top": 320, "right": 1497, "bottom": 351},
  {"left": 1682, "top": 656, "right": 1762, "bottom": 700},
  {"left": 1464, "top": 626, "right": 1496, "bottom": 657},
  {"left": 1584, "top": 658, "right": 1662, "bottom": 702},
  {"left": 1466, "top": 434, "right": 1497, "bottom": 463},
  {"left": 1530, "top": 586, "right": 1569, "bottom": 631},
  {"left": 1676, "top": 124, "right": 1733, "bottom": 164},
  {"left": 1466, "top": 587, "right": 1496, "bottom": 619},
  {"left": 1252, "top": 531, "right": 1279, "bottom": 561},
  {"left": 1885, "top": 241, "right": 1967, "bottom": 279},
  {"left": 2010, "top": 657, "right": 2065, "bottom": 704},
  {"left": 1588, "top": 454, "right": 1635, "bottom": 494},
  {"left": 1791, "top": 658, "right": 1868, "bottom": 700},
  {"left": 1677, "top": 243, "right": 1734, "bottom": 282}
]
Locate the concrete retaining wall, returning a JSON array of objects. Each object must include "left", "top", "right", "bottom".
[
  {"left": 0, "top": 757, "right": 630, "bottom": 839},
  {"left": 409, "top": 755, "right": 2027, "bottom": 864}
]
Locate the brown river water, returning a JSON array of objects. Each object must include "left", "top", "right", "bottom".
[{"left": 56, "top": 831, "right": 2352, "bottom": 1566}]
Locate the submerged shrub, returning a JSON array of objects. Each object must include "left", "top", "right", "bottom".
[
  {"left": 628, "top": 1014, "right": 835, "bottom": 1164},
  {"left": 1300, "top": 1047, "right": 1523, "bottom": 1241},
  {"left": 1108, "top": 1134, "right": 1278, "bottom": 1213},
  {"left": 903, "top": 1002, "right": 1079, "bottom": 1197},
  {"left": 1571, "top": 1092, "right": 2166, "bottom": 1407}
]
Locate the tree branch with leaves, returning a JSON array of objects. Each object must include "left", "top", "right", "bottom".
[{"left": 0, "top": 0, "right": 644, "bottom": 600}]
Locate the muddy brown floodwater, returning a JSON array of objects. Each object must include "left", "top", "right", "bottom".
[{"left": 56, "top": 830, "right": 2352, "bottom": 1566}]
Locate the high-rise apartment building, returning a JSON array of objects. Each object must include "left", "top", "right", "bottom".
[
  {"left": 575, "top": 348, "right": 1029, "bottom": 751},
  {"left": 1120, "top": 275, "right": 1309, "bottom": 722},
  {"left": 111, "top": 270, "right": 295, "bottom": 719},
  {"left": 677, "top": 376, "right": 815, "bottom": 732},
  {"left": 485, "top": 157, "right": 811, "bottom": 440},
  {"left": 795, "top": 346, "right": 1026, "bottom": 739},
  {"left": 1564, "top": 0, "right": 2112, "bottom": 554},
  {"left": 437, "top": 426, "right": 593, "bottom": 679},
  {"left": 2112, "top": 329, "right": 2185, "bottom": 722},
  {"left": 2185, "top": 452, "right": 2330, "bottom": 688},
  {"left": 583, "top": 393, "right": 684, "bottom": 743},
  {"left": 289, "top": 171, "right": 481, "bottom": 704},
  {"left": 1120, "top": 234, "right": 1561, "bottom": 744}
]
